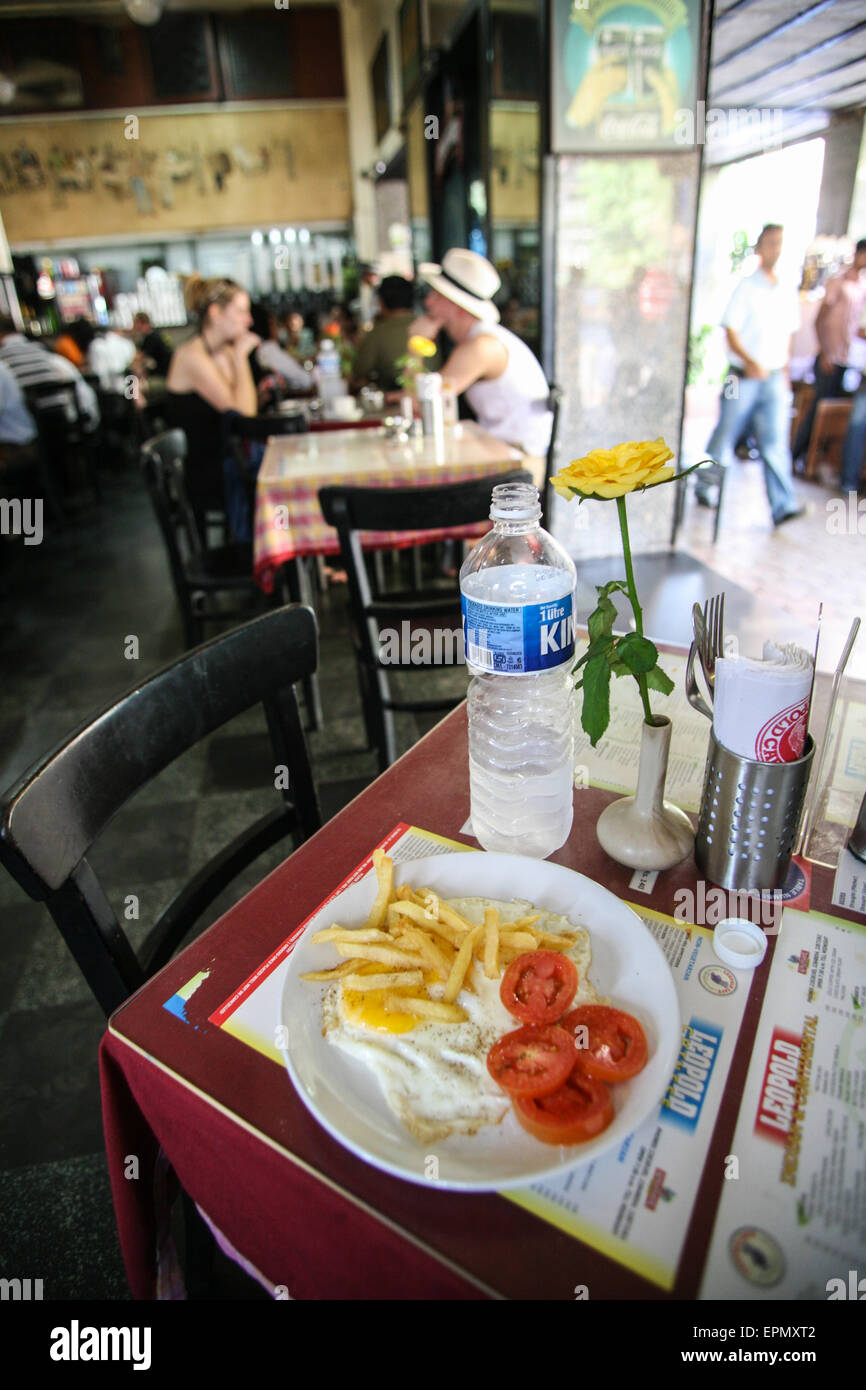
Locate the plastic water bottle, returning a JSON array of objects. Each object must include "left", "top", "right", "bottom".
[
  {"left": 315, "top": 339, "right": 342, "bottom": 400},
  {"left": 460, "top": 481, "right": 577, "bottom": 858}
]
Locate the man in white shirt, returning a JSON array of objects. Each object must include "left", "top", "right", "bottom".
[
  {"left": 88, "top": 329, "right": 136, "bottom": 391},
  {"left": 699, "top": 225, "right": 803, "bottom": 526}
]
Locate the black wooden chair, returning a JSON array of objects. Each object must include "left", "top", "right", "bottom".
[
  {"left": 319, "top": 468, "right": 532, "bottom": 771},
  {"left": 540, "top": 383, "right": 564, "bottom": 529},
  {"left": 142, "top": 429, "right": 263, "bottom": 650},
  {"left": 0, "top": 604, "right": 321, "bottom": 1018},
  {"left": 25, "top": 379, "right": 101, "bottom": 509}
]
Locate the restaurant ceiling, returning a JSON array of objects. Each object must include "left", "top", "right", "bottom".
[{"left": 707, "top": 0, "right": 866, "bottom": 163}]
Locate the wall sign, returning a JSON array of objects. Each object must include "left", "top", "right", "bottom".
[{"left": 551, "top": 0, "right": 702, "bottom": 153}]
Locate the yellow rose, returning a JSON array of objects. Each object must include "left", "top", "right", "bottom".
[
  {"left": 408, "top": 335, "right": 437, "bottom": 358},
  {"left": 552, "top": 438, "right": 675, "bottom": 500}
]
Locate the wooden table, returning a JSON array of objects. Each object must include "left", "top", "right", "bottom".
[
  {"left": 253, "top": 421, "right": 524, "bottom": 592},
  {"left": 99, "top": 668, "right": 866, "bottom": 1309}
]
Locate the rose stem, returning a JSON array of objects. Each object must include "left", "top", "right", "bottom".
[{"left": 616, "top": 493, "right": 655, "bottom": 726}]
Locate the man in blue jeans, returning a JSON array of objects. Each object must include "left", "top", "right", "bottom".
[
  {"left": 840, "top": 384, "right": 866, "bottom": 493},
  {"left": 697, "top": 224, "right": 804, "bottom": 526}
]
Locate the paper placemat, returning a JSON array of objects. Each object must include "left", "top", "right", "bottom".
[
  {"left": 207, "top": 824, "right": 755, "bottom": 1291},
  {"left": 699, "top": 907, "right": 866, "bottom": 1299}
]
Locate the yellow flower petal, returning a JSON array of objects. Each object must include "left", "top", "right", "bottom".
[{"left": 553, "top": 437, "right": 676, "bottom": 501}]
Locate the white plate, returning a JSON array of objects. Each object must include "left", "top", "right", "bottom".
[{"left": 278, "top": 853, "right": 680, "bottom": 1191}]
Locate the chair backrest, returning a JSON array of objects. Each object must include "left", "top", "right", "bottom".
[
  {"left": 319, "top": 468, "right": 533, "bottom": 535},
  {"left": 0, "top": 604, "right": 321, "bottom": 1015},
  {"left": 142, "top": 430, "right": 205, "bottom": 594},
  {"left": 24, "top": 380, "right": 83, "bottom": 443},
  {"left": 319, "top": 468, "right": 533, "bottom": 670},
  {"left": 541, "top": 383, "right": 564, "bottom": 527},
  {"left": 225, "top": 410, "right": 309, "bottom": 444}
]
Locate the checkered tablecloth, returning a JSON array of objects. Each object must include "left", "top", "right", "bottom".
[{"left": 253, "top": 426, "right": 524, "bottom": 592}]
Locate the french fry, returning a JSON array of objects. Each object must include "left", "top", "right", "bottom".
[
  {"left": 427, "top": 897, "right": 478, "bottom": 937},
  {"left": 311, "top": 926, "right": 394, "bottom": 945},
  {"left": 386, "top": 901, "right": 465, "bottom": 948},
  {"left": 499, "top": 931, "right": 539, "bottom": 951},
  {"left": 483, "top": 907, "right": 500, "bottom": 979},
  {"left": 365, "top": 848, "right": 394, "bottom": 930},
  {"left": 299, "top": 958, "right": 368, "bottom": 981},
  {"left": 537, "top": 931, "right": 580, "bottom": 950},
  {"left": 510, "top": 913, "right": 543, "bottom": 930},
  {"left": 395, "top": 923, "right": 455, "bottom": 979},
  {"left": 334, "top": 942, "right": 426, "bottom": 969},
  {"left": 343, "top": 970, "right": 424, "bottom": 992},
  {"left": 383, "top": 994, "right": 468, "bottom": 1023},
  {"left": 443, "top": 925, "right": 483, "bottom": 1003}
]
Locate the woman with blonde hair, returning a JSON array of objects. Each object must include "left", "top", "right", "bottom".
[{"left": 165, "top": 274, "right": 260, "bottom": 539}]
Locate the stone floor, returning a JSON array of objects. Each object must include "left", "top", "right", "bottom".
[{"left": 0, "top": 439, "right": 858, "bottom": 1299}]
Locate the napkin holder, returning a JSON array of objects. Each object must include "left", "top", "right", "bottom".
[{"left": 695, "top": 731, "right": 815, "bottom": 892}]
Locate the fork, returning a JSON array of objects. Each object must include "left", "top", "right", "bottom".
[
  {"left": 701, "top": 592, "right": 726, "bottom": 690},
  {"left": 685, "top": 640, "right": 713, "bottom": 721}
]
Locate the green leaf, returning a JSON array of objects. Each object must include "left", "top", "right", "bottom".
[
  {"left": 596, "top": 579, "right": 630, "bottom": 599},
  {"left": 609, "top": 658, "right": 630, "bottom": 677},
  {"left": 580, "top": 653, "right": 611, "bottom": 747},
  {"left": 615, "top": 633, "right": 658, "bottom": 675},
  {"left": 645, "top": 663, "right": 675, "bottom": 695},
  {"left": 587, "top": 593, "right": 617, "bottom": 645},
  {"left": 573, "top": 631, "right": 613, "bottom": 672}
]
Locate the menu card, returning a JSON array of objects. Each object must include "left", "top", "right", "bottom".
[
  {"left": 207, "top": 824, "right": 754, "bottom": 1293},
  {"left": 699, "top": 907, "right": 866, "bottom": 1299}
]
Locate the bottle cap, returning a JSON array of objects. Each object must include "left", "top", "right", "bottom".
[{"left": 712, "top": 917, "right": 768, "bottom": 971}]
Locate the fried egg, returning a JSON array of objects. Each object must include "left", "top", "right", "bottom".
[{"left": 321, "top": 896, "right": 600, "bottom": 1143}]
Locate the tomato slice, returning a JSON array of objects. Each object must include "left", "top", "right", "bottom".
[
  {"left": 560, "top": 1005, "right": 648, "bottom": 1083},
  {"left": 500, "top": 951, "right": 578, "bottom": 1025},
  {"left": 513, "top": 1063, "right": 614, "bottom": 1145},
  {"left": 486, "top": 1024, "right": 576, "bottom": 1099}
]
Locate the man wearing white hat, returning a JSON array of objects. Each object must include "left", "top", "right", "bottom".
[{"left": 413, "top": 249, "right": 552, "bottom": 473}]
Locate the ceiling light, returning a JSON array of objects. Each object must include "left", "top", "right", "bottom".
[{"left": 124, "top": 0, "right": 165, "bottom": 25}]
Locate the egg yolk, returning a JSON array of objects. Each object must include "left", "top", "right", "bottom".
[{"left": 340, "top": 987, "right": 418, "bottom": 1033}]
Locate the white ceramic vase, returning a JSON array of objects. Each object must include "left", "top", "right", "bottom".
[{"left": 596, "top": 716, "right": 694, "bottom": 871}]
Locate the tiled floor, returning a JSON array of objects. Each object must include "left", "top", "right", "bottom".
[{"left": 0, "top": 438, "right": 858, "bottom": 1299}]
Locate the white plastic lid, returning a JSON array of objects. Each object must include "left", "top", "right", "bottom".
[{"left": 712, "top": 917, "right": 768, "bottom": 971}]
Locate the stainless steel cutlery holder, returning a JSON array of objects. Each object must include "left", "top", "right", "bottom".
[{"left": 695, "top": 731, "right": 815, "bottom": 891}]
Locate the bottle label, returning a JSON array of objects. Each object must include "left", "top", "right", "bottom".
[{"left": 461, "top": 592, "right": 575, "bottom": 673}]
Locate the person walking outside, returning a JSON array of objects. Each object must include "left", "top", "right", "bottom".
[{"left": 697, "top": 224, "right": 804, "bottom": 527}]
